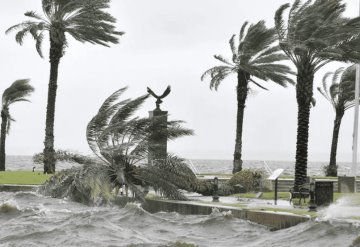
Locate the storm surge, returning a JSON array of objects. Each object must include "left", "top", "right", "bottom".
[{"left": 0, "top": 192, "right": 359, "bottom": 247}]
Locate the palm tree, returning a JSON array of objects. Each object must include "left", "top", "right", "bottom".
[
  {"left": 201, "top": 20, "right": 294, "bottom": 174},
  {"left": 0, "top": 79, "right": 34, "bottom": 171},
  {"left": 36, "top": 87, "right": 197, "bottom": 203},
  {"left": 275, "top": 0, "right": 360, "bottom": 189},
  {"left": 6, "top": 0, "right": 124, "bottom": 174},
  {"left": 318, "top": 65, "right": 356, "bottom": 176}
]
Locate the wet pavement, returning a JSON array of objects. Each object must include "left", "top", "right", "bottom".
[{"left": 186, "top": 193, "right": 295, "bottom": 211}]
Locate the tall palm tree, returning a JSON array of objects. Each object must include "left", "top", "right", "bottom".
[
  {"left": 275, "top": 0, "right": 360, "bottom": 189},
  {"left": 36, "top": 87, "right": 196, "bottom": 203},
  {"left": 6, "top": 0, "right": 124, "bottom": 174},
  {"left": 318, "top": 65, "right": 356, "bottom": 176},
  {"left": 201, "top": 20, "right": 294, "bottom": 174},
  {"left": 0, "top": 79, "right": 34, "bottom": 171}
]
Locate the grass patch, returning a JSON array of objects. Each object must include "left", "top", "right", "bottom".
[{"left": 0, "top": 171, "right": 53, "bottom": 185}]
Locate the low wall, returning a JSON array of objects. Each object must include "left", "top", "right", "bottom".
[
  {"left": 144, "top": 199, "right": 310, "bottom": 230},
  {"left": 0, "top": 184, "right": 38, "bottom": 192}
]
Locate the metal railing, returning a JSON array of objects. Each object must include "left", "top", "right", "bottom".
[
  {"left": 186, "top": 159, "right": 199, "bottom": 177},
  {"left": 263, "top": 161, "right": 273, "bottom": 176}
]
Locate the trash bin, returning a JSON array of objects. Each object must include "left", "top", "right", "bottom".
[{"left": 315, "top": 181, "right": 333, "bottom": 206}]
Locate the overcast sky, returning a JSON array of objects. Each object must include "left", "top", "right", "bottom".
[{"left": 0, "top": 0, "right": 359, "bottom": 162}]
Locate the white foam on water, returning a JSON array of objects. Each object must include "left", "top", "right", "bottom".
[
  {"left": 0, "top": 199, "right": 20, "bottom": 213},
  {"left": 320, "top": 194, "right": 360, "bottom": 221}
]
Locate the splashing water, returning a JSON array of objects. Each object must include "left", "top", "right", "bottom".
[
  {"left": 320, "top": 194, "right": 360, "bottom": 223},
  {"left": 1, "top": 191, "right": 360, "bottom": 246}
]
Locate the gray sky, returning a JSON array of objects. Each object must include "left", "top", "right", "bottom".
[{"left": 0, "top": 0, "right": 359, "bottom": 162}]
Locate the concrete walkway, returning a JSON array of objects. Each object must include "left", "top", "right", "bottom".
[{"left": 187, "top": 194, "right": 293, "bottom": 210}]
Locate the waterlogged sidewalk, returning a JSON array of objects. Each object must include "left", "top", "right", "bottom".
[
  {"left": 145, "top": 193, "right": 311, "bottom": 230},
  {"left": 183, "top": 193, "right": 360, "bottom": 223},
  {"left": 185, "top": 193, "right": 314, "bottom": 217}
]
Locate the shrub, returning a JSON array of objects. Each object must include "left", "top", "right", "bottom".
[
  {"left": 323, "top": 164, "right": 338, "bottom": 177},
  {"left": 227, "top": 169, "right": 264, "bottom": 192}
]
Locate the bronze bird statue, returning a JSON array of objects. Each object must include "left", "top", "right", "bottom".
[{"left": 147, "top": 85, "right": 171, "bottom": 110}]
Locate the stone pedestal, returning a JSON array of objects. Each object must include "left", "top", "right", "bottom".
[
  {"left": 338, "top": 176, "right": 356, "bottom": 193},
  {"left": 315, "top": 181, "right": 333, "bottom": 206},
  {"left": 148, "top": 109, "right": 168, "bottom": 165}
]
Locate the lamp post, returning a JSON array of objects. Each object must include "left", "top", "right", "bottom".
[
  {"left": 351, "top": 0, "right": 360, "bottom": 179},
  {"left": 308, "top": 181, "right": 317, "bottom": 212},
  {"left": 212, "top": 177, "right": 219, "bottom": 202}
]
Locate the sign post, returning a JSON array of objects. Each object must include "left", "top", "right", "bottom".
[{"left": 268, "top": 169, "right": 284, "bottom": 205}]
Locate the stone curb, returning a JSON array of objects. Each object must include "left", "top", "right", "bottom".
[{"left": 144, "top": 198, "right": 310, "bottom": 230}]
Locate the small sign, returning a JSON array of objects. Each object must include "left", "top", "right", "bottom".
[{"left": 268, "top": 169, "right": 284, "bottom": 180}]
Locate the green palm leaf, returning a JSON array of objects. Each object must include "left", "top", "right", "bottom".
[
  {"left": 0, "top": 80, "right": 34, "bottom": 170},
  {"left": 41, "top": 87, "right": 196, "bottom": 202},
  {"left": 202, "top": 20, "right": 294, "bottom": 173}
]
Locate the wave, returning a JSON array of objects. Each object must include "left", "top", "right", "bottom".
[
  {"left": 0, "top": 200, "right": 20, "bottom": 214},
  {"left": 1, "top": 191, "right": 360, "bottom": 246}
]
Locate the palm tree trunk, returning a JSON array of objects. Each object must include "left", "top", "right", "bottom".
[
  {"left": 294, "top": 62, "right": 314, "bottom": 190},
  {"left": 233, "top": 71, "right": 249, "bottom": 174},
  {"left": 0, "top": 110, "right": 7, "bottom": 171},
  {"left": 43, "top": 37, "right": 63, "bottom": 174},
  {"left": 327, "top": 110, "right": 344, "bottom": 177}
]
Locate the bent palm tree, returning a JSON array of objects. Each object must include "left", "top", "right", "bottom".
[
  {"left": 201, "top": 20, "right": 294, "bottom": 174},
  {"left": 318, "top": 65, "right": 356, "bottom": 176},
  {"left": 37, "top": 87, "right": 196, "bottom": 203},
  {"left": 0, "top": 79, "right": 34, "bottom": 171},
  {"left": 275, "top": 0, "right": 360, "bottom": 189},
  {"left": 6, "top": 0, "right": 124, "bottom": 174}
]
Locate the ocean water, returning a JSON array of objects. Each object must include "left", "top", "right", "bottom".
[
  {"left": 5, "top": 155, "right": 357, "bottom": 177},
  {"left": 2, "top": 156, "right": 360, "bottom": 246},
  {"left": 191, "top": 159, "right": 357, "bottom": 176},
  {"left": 1, "top": 191, "right": 360, "bottom": 247}
]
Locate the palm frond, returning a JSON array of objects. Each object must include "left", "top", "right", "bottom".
[
  {"left": 25, "top": 11, "right": 46, "bottom": 21},
  {"left": 33, "top": 149, "right": 99, "bottom": 166},
  {"left": 240, "top": 21, "right": 277, "bottom": 62},
  {"left": 318, "top": 65, "right": 356, "bottom": 112},
  {"left": 249, "top": 79, "right": 268, "bottom": 91},
  {"left": 203, "top": 19, "right": 293, "bottom": 94},
  {"left": 250, "top": 53, "right": 289, "bottom": 65},
  {"left": 138, "top": 155, "right": 197, "bottom": 200},
  {"left": 5, "top": 21, "right": 40, "bottom": 35},
  {"left": 35, "top": 31, "right": 45, "bottom": 58},
  {"left": 275, "top": 0, "right": 360, "bottom": 70},
  {"left": 200, "top": 66, "right": 233, "bottom": 85},
  {"left": 99, "top": 87, "right": 128, "bottom": 113},
  {"left": 275, "top": 3, "right": 290, "bottom": 41},
  {"left": 213, "top": 55, "right": 234, "bottom": 66},
  {"left": 8, "top": 0, "right": 124, "bottom": 59},
  {"left": 40, "top": 86, "right": 196, "bottom": 203},
  {"left": 2, "top": 79, "right": 34, "bottom": 108},
  {"left": 239, "top": 21, "right": 249, "bottom": 46},
  {"left": 229, "top": 34, "right": 237, "bottom": 57}
]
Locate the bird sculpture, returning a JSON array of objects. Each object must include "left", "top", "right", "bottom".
[{"left": 147, "top": 85, "right": 171, "bottom": 110}]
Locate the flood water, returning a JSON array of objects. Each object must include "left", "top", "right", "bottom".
[{"left": 1, "top": 191, "right": 360, "bottom": 247}]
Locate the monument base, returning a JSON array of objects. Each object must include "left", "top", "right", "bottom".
[{"left": 148, "top": 110, "right": 168, "bottom": 165}]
